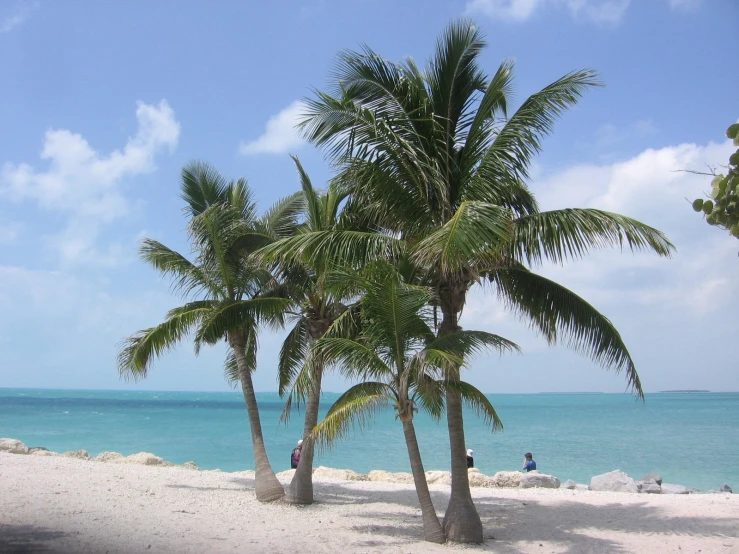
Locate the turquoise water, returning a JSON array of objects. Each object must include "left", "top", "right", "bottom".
[{"left": 1, "top": 388, "right": 737, "bottom": 491}]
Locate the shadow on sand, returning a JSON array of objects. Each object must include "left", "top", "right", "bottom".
[
  {"left": 0, "top": 524, "right": 68, "bottom": 554},
  {"left": 206, "top": 475, "right": 739, "bottom": 553}
]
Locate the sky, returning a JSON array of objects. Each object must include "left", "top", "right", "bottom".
[{"left": 0, "top": 0, "right": 737, "bottom": 395}]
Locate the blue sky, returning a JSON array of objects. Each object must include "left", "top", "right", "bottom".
[{"left": 0, "top": 0, "right": 737, "bottom": 394}]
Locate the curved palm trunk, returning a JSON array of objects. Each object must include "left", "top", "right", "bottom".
[
  {"left": 233, "top": 341, "right": 285, "bottom": 503},
  {"left": 285, "top": 361, "right": 323, "bottom": 505},
  {"left": 438, "top": 281, "right": 483, "bottom": 543},
  {"left": 401, "top": 415, "right": 446, "bottom": 544}
]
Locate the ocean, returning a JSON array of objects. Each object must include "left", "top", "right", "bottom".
[{"left": 1, "top": 388, "right": 737, "bottom": 492}]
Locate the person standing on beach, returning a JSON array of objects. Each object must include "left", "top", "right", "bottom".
[
  {"left": 522, "top": 452, "right": 536, "bottom": 472},
  {"left": 466, "top": 449, "right": 474, "bottom": 468},
  {"left": 291, "top": 440, "right": 302, "bottom": 469}
]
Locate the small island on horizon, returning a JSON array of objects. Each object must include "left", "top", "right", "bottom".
[{"left": 658, "top": 389, "right": 711, "bottom": 393}]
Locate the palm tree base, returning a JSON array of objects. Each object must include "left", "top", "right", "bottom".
[
  {"left": 254, "top": 472, "right": 286, "bottom": 503},
  {"left": 443, "top": 495, "right": 483, "bottom": 543}
]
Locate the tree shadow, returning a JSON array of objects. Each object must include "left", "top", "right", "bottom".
[{"left": 0, "top": 524, "right": 68, "bottom": 553}]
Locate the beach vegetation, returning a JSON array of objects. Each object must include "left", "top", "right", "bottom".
[
  {"left": 298, "top": 18, "right": 674, "bottom": 542},
  {"left": 117, "top": 163, "right": 301, "bottom": 503}
]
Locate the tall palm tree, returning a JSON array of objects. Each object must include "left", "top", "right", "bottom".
[
  {"left": 296, "top": 20, "right": 675, "bottom": 541},
  {"left": 269, "top": 156, "right": 353, "bottom": 505},
  {"left": 310, "top": 261, "right": 518, "bottom": 543},
  {"left": 118, "top": 164, "right": 299, "bottom": 503}
]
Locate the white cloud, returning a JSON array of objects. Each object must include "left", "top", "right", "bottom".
[
  {"left": 0, "top": 2, "right": 36, "bottom": 35},
  {"left": 0, "top": 100, "right": 180, "bottom": 266},
  {"left": 239, "top": 101, "right": 306, "bottom": 155},
  {"left": 669, "top": 0, "right": 703, "bottom": 11},
  {"left": 467, "top": 0, "right": 630, "bottom": 24}
]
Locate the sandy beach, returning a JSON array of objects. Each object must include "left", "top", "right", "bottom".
[{"left": 1, "top": 452, "right": 737, "bottom": 553}]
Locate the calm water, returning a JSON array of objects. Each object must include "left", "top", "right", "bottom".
[{"left": 1, "top": 388, "right": 737, "bottom": 491}]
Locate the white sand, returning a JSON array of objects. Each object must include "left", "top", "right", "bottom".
[{"left": 1, "top": 452, "right": 737, "bottom": 553}]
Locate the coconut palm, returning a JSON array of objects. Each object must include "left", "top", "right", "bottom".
[
  {"left": 296, "top": 20, "right": 675, "bottom": 541},
  {"left": 268, "top": 155, "right": 355, "bottom": 505},
  {"left": 310, "top": 261, "right": 518, "bottom": 543},
  {"left": 118, "top": 164, "right": 299, "bottom": 503}
]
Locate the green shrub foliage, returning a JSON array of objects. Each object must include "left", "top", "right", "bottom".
[{"left": 692, "top": 123, "right": 739, "bottom": 239}]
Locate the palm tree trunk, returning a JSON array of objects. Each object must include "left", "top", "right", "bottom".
[
  {"left": 401, "top": 415, "right": 446, "bottom": 544},
  {"left": 285, "top": 360, "right": 323, "bottom": 505},
  {"left": 442, "top": 382, "right": 482, "bottom": 542},
  {"left": 233, "top": 341, "right": 285, "bottom": 503},
  {"left": 438, "top": 280, "right": 483, "bottom": 543}
]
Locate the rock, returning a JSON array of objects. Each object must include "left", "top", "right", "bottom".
[
  {"left": 94, "top": 452, "right": 125, "bottom": 463},
  {"left": 62, "top": 450, "right": 90, "bottom": 460},
  {"left": 468, "top": 471, "right": 494, "bottom": 488},
  {"left": 520, "top": 472, "right": 560, "bottom": 489},
  {"left": 276, "top": 469, "right": 295, "bottom": 480},
  {"left": 660, "top": 483, "right": 689, "bottom": 494},
  {"left": 492, "top": 471, "right": 524, "bottom": 488},
  {"left": 720, "top": 484, "right": 732, "bottom": 494},
  {"left": 425, "top": 471, "right": 451, "bottom": 485},
  {"left": 30, "top": 450, "right": 57, "bottom": 457},
  {"left": 368, "top": 470, "right": 414, "bottom": 484},
  {"left": 182, "top": 461, "right": 199, "bottom": 470},
  {"left": 0, "top": 438, "right": 29, "bottom": 454},
  {"left": 563, "top": 480, "right": 576, "bottom": 490},
  {"left": 641, "top": 472, "right": 663, "bottom": 486},
  {"left": 27, "top": 447, "right": 49, "bottom": 453},
  {"left": 313, "top": 467, "right": 368, "bottom": 481},
  {"left": 575, "top": 484, "right": 589, "bottom": 491},
  {"left": 124, "top": 452, "right": 171, "bottom": 466},
  {"left": 636, "top": 480, "right": 662, "bottom": 494},
  {"left": 589, "top": 470, "right": 638, "bottom": 493}
]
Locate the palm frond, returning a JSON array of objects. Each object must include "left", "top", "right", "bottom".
[
  {"left": 255, "top": 230, "right": 403, "bottom": 269},
  {"left": 194, "top": 297, "right": 289, "bottom": 347},
  {"left": 513, "top": 209, "right": 675, "bottom": 266},
  {"left": 180, "top": 161, "right": 230, "bottom": 217},
  {"left": 139, "top": 239, "right": 213, "bottom": 298},
  {"left": 410, "top": 201, "right": 513, "bottom": 275},
  {"left": 311, "top": 390, "right": 392, "bottom": 451},
  {"left": 313, "top": 337, "right": 393, "bottom": 382},
  {"left": 117, "top": 301, "right": 212, "bottom": 380},
  {"left": 490, "top": 267, "right": 643, "bottom": 397},
  {"left": 258, "top": 191, "right": 304, "bottom": 241},
  {"left": 278, "top": 318, "right": 310, "bottom": 397},
  {"left": 446, "top": 380, "right": 503, "bottom": 431},
  {"left": 479, "top": 69, "right": 601, "bottom": 185}
]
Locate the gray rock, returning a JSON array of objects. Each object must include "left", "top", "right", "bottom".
[
  {"left": 62, "top": 449, "right": 91, "bottom": 460},
  {"left": 563, "top": 479, "right": 576, "bottom": 490},
  {"left": 661, "top": 483, "right": 689, "bottom": 494},
  {"left": 641, "top": 472, "right": 663, "bottom": 486},
  {"left": 27, "top": 447, "right": 49, "bottom": 453},
  {"left": 520, "top": 472, "right": 560, "bottom": 489},
  {"left": 640, "top": 482, "right": 662, "bottom": 494},
  {"left": 720, "top": 484, "right": 733, "bottom": 494},
  {"left": 0, "top": 438, "right": 29, "bottom": 454},
  {"left": 492, "top": 471, "right": 524, "bottom": 488},
  {"left": 589, "top": 470, "right": 639, "bottom": 493},
  {"left": 182, "top": 461, "right": 199, "bottom": 470},
  {"left": 636, "top": 479, "right": 661, "bottom": 493}
]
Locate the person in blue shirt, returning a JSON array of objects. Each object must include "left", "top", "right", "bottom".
[{"left": 522, "top": 452, "right": 536, "bottom": 472}]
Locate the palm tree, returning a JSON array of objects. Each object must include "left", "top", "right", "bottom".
[
  {"left": 269, "top": 155, "right": 353, "bottom": 505},
  {"left": 118, "top": 163, "right": 299, "bottom": 503},
  {"left": 296, "top": 20, "right": 675, "bottom": 541},
  {"left": 310, "top": 262, "right": 518, "bottom": 543}
]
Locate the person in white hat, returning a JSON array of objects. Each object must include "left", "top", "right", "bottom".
[
  {"left": 291, "top": 439, "right": 303, "bottom": 469},
  {"left": 466, "top": 448, "right": 474, "bottom": 468}
]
